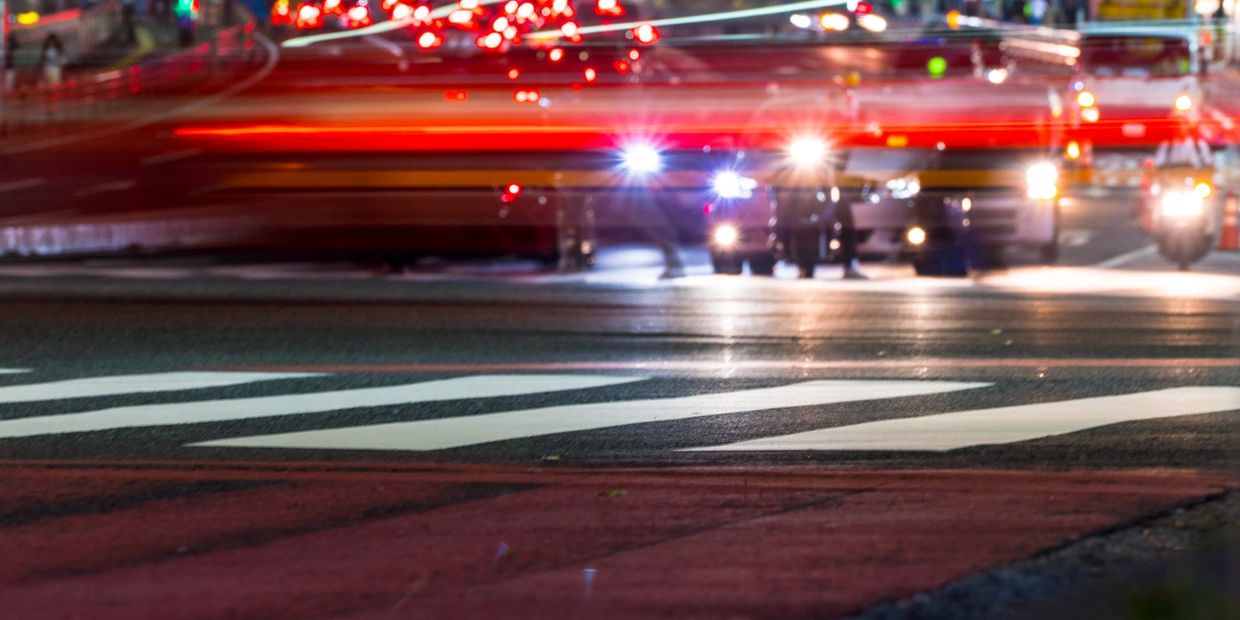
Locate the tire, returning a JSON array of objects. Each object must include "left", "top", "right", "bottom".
[
  {"left": 711, "top": 252, "right": 742, "bottom": 275},
  {"left": 797, "top": 258, "right": 816, "bottom": 279},
  {"left": 1038, "top": 239, "right": 1059, "bottom": 265},
  {"left": 747, "top": 252, "right": 776, "bottom": 276},
  {"left": 913, "top": 248, "right": 968, "bottom": 277}
]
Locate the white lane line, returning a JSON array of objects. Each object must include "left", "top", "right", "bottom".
[
  {"left": 1093, "top": 244, "right": 1157, "bottom": 269},
  {"left": 73, "top": 180, "right": 137, "bottom": 197},
  {"left": 0, "top": 369, "right": 32, "bottom": 375},
  {"left": 193, "top": 380, "right": 990, "bottom": 452},
  {"left": 0, "top": 178, "right": 46, "bottom": 194},
  {"left": 363, "top": 35, "right": 405, "bottom": 58},
  {"left": 0, "top": 374, "right": 639, "bottom": 439},
  {"left": 691, "top": 387, "right": 1240, "bottom": 452},
  {"left": 0, "top": 372, "right": 319, "bottom": 405},
  {"left": 140, "top": 149, "right": 201, "bottom": 166}
]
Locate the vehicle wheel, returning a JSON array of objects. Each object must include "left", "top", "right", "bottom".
[
  {"left": 711, "top": 252, "right": 742, "bottom": 275},
  {"left": 913, "top": 248, "right": 968, "bottom": 277},
  {"left": 797, "top": 258, "right": 816, "bottom": 279},
  {"left": 747, "top": 252, "right": 776, "bottom": 276},
  {"left": 1038, "top": 239, "right": 1059, "bottom": 264}
]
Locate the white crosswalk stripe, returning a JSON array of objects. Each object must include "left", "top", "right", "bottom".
[
  {"left": 191, "top": 380, "right": 990, "bottom": 452},
  {"left": 0, "top": 374, "right": 640, "bottom": 439},
  {"left": 689, "top": 387, "right": 1240, "bottom": 452},
  {"left": 0, "top": 372, "right": 318, "bottom": 404}
]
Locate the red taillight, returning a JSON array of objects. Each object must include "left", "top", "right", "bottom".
[
  {"left": 633, "top": 23, "right": 659, "bottom": 44},
  {"left": 445, "top": 89, "right": 467, "bottom": 101},
  {"left": 501, "top": 183, "right": 522, "bottom": 203},
  {"left": 560, "top": 21, "right": 579, "bottom": 38},
  {"left": 583, "top": 67, "right": 597, "bottom": 82},
  {"left": 417, "top": 31, "right": 442, "bottom": 49},
  {"left": 627, "top": 49, "right": 640, "bottom": 61},
  {"left": 548, "top": 47, "right": 564, "bottom": 62},
  {"left": 595, "top": 0, "right": 623, "bottom": 16},
  {"left": 507, "top": 68, "right": 520, "bottom": 80},
  {"left": 513, "top": 89, "right": 540, "bottom": 103},
  {"left": 614, "top": 59, "right": 630, "bottom": 74}
]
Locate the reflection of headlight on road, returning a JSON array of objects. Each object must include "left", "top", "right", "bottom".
[
  {"left": 712, "top": 223, "right": 740, "bottom": 247},
  {"left": 1160, "top": 191, "right": 1205, "bottom": 219},
  {"left": 906, "top": 226, "right": 927, "bottom": 246},
  {"left": 885, "top": 174, "right": 920, "bottom": 199},
  {"left": 620, "top": 144, "right": 662, "bottom": 174},
  {"left": 787, "top": 135, "right": 828, "bottom": 168},
  {"left": 1026, "top": 162, "right": 1059, "bottom": 200},
  {"left": 712, "top": 171, "right": 757, "bottom": 200},
  {"left": 1080, "top": 107, "right": 1100, "bottom": 123}
]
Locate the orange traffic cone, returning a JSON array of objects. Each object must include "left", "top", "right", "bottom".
[{"left": 1220, "top": 190, "right": 1239, "bottom": 251}]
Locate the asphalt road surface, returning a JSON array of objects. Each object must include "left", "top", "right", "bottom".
[{"left": 1, "top": 29, "right": 1239, "bottom": 620}]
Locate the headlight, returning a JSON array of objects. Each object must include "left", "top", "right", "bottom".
[
  {"left": 1160, "top": 191, "right": 1205, "bottom": 219},
  {"left": 886, "top": 174, "right": 920, "bottom": 199},
  {"left": 620, "top": 144, "right": 662, "bottom": 175},
  {"left": 1025, "top": 162, "right": 1059, "bottom": 200},
  {"left": 713, "top": 223, "right": 740, "bottom": 247},
  {"left": 1174, "top": 94, "right": 1193, "bottom": 112},
  {"left": 906, "top": 226, "right": 927, "bottom": 246},
  {"left": 1076, "top": 90, "right": 1096, "bottom": 108},
  {"left": 787, "top": 135, "right": 828, "bottom": 168},
  {"left": 712, "top": 171, "right": 758, "bottom": 200}
]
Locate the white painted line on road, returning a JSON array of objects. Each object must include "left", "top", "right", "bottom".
[
  {"left": 0, "top": 374, "right": 639, "bottom": 439},
  {"left": 691, "top": 387, "right": 1240, "bottom": 452},
  {"left": 1093, "top": 244, "right": 1157, "bottom": 269},
  {"left": 193, "top": 380, "right": 989, "bottom": 452},
  {"left": 0, "top": 369, "right": 31, "bottom": 375},
  {"left": 0, "top": 372, "right": 318, "bottom": 405},
  {"left": 141, "top": 149, "right": 201, "bottom": 166},
  {"left": 73, "top": 179, "right": 137, "bottom": 197},
  {"left": 0, "top": 178, "right": 46, "bottom": 194}
]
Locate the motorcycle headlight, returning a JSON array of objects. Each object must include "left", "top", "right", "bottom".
[
  {"left": 1026, "top": 162, "right": 1059, "bottom": 200},
  {"left": 886, "top": 174, "right": 921, "bottom": 199},
  {"left": 712, "top": 223, "right": 740, "bottom": 247},
  {"left": 1160, "top": 191, "right": 1205, "bottom": 219}
]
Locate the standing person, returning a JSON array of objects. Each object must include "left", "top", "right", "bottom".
[
  {"left": 834, "top": 200, "right": 867, "bottom": 279},
  {"left": 121, "top": 0, "right": 138, "bottom": 45}
]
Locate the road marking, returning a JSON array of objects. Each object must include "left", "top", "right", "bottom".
[
  {"left": 0, "top": 375, "right": 639, "bottom": 439},
  {"left": 192, "top": 380, "right": 989, "bottom": 452},
  {"left": 0, "top": 178, "right": 46, "bottom": 194},
  {"left": 1093, "top": 244, "right": 1157, "bottom": 269},
  {"left": 73, "top": 180, "right": 137, "bottom": 197},
  {"left": 0, "top": 369, "right": 31, "bottom": 375},
  {"left": 0, "top": 372, "right": 319, "bottom": 405},
  {"left": 214, "top": 358, "right": 1240, "bottom": 373},
  {"left": 140, "top": 149, "right": 201, "bottom": 166},
  {"left": 690, "top": 387, "right": 1240, "bottom": 452}
]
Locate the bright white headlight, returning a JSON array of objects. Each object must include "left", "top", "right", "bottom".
[
  {"left": 1026, "top": 162, "right": 1059, "bottom": 200},
  {"left": 620, "top": 144, "right": 662, "bottom": 174},
  {"left": 787, "top": 135, "right": 828, "bottom": 168},
  {"left": 1160, "top": 191, "right": 1205, "bottom": 219},
  {"left": 713, "top": 223, "right": 740, "bottom": 247}
]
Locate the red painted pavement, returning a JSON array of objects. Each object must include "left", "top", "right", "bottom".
[{"left": 0, "top": 462, "right": 1224, "bottom": 619}]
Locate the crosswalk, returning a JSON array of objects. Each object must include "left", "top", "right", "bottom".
[{"left": 0, "top": 371, "right": 1235, "bottom": 454}]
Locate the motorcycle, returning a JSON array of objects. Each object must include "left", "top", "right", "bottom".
[{"left": 1144, "top": 172, "right": 1217, "bottom": 270}]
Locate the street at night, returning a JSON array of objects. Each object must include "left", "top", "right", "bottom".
[{"left": 1, "top": 1, "right": 1239, "bottom": 618}]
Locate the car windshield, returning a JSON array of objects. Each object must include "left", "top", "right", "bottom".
[{"left": 1, "top": 2, "right": 1238, "bottom": 618}]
